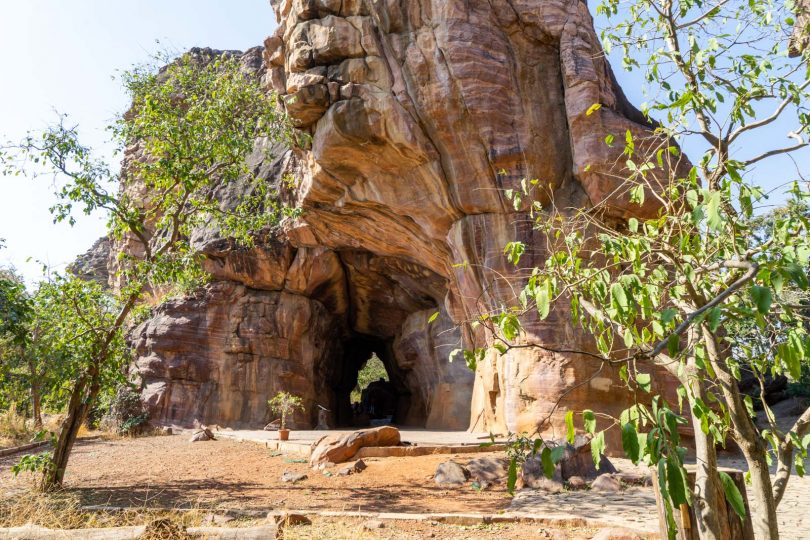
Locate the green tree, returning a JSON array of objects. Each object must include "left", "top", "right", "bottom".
[
  {"left": 475, "top": 1, "right": 810, "bottom": 539},
  {"left": 1, "top": 49, "right": 293, "bottom": 490}
]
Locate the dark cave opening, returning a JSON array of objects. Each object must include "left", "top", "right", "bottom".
[{"left": 329, "top": 334, "right": 419, "bottom": 428}]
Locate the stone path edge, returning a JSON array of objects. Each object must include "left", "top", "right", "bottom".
[{"left": 62, "top": 505, "right": 660, "bottom": 537}]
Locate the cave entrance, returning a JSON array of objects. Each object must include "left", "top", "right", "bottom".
[{"left": 330, "top": 334, "right": 415, "bottom": 428}]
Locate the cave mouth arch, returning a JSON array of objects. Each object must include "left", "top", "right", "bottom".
[{"left": 328, "top": 334, "right": 417, "bottom": 428}]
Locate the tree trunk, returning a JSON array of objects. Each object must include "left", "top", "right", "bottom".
[
  {"left": 653, "top": 467, "right": 754, "bottom": 540},
  {"left": 42, "top": 369, "right": 100, "bottom": 491},
  {"left": 686, "top": 370, "right": 724, "bottom": 540},
  {"left": 23, "top": 350, "right": 43, "bottom": 428},
  {"left": 702, "top": 325, "right": 780, "bottom": 540}
]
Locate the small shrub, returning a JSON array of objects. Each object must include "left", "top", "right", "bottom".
[
  {"left": 100, "top": 384, "right": 149, "bottom": 436},
  {"left": 0, "top": 403, "right": 35, "bottom": 447},
  {"left": 268, "top": 391, "right": 305, "bottom": 430}
]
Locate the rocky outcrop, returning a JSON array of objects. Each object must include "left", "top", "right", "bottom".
[
  {"left": 116, "top": 1, "right": 678, "bottom": 438},
  {"left": 69, "top": 237, "right": 111, "bottom": 286}
]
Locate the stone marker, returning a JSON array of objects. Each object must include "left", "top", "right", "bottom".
[{"left": 591, "top": 474, "right": 622, "bottom": 493}]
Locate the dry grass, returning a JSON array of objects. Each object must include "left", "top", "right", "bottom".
[
  {"left": 0, "top": 404, "right": 35, "bottom": 448},
  {"left": 0, "top": 490, "right": 211, "bottom": 530}
]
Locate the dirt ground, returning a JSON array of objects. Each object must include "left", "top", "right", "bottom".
[{"left": 0, "top": 435, "right": 515, "bottom": 515}]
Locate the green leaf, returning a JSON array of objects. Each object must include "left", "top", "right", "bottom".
[
  {"left": 707, "top": 307, "right": 722, "bottom": 332},
  {"left": 536, "top": 279, "right": 551, "bottom": 320},
  {"left": 428, "top": 311, "right": 440, "bottom": 323},
  {"left": 719, "top": 471, "right": 747, "bottom": 521},
  {"left": 591, "top": 431, "right": 605, "bottom": 467},
  {"left": 610, "top": 283, "right": 629, "bottom": 312},
  {"left": 706, "top": 191, "right": 723, "bottom": 231},
  {"left": 666, "top": 456, "right": 688, "bottom": 507},
  {"left": 621, "top": 422, "right": 640, "bottom": 463},
  {"left": 565, "top": 410, "right": 576, "bottom": 444},
  {"left": 586, "top": 103, "right": 603, "bottom": 116},
  {"left": 750, "top": 286, "right": 772, "bottom": 315},
  {"left": 507, "top": 457, "right": 518, "bottom": 495},
  {"left": 541, "top": 447, "right": 556, "bottom": 478},
  {"left": 636, "top": 372, "right": 652, "bottom": 393},
  {"left": 583, "top": 409, "right": 596, "bottom": 434}
]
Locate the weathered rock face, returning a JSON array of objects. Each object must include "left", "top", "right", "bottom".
[
  {"left": 121, "top": 1, "right": 674, "bottom": 436},
  {"left": 69, "top": 237, "right": 111, "bottom": 286}
]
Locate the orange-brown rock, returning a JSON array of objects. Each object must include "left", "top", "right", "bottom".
[
  {"left": 309, "top": 426, "right": 401, "bottom": 468},
  {"left": 116, "top": 2, "right": 679, "bottom": 440}
]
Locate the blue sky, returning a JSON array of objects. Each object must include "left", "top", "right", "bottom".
[
  {"left": 0, "top": 0, "right": 275, "bottom": 284},
  {"left": 0, "top": 3, "right": 805, "bottom": 285}
]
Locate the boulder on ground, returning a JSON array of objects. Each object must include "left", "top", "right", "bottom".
[
  {"left": 264, "top": 419, "right": 281, "bottom": 431},
  {"left": 338, "top": 459, "right": 367, "bottom": 476},
  {"left": 521, "top": 453, "right": 564, "bottom": 492},
  {"left": 566, "top": 475, "right": 587, "bottom": 490},
  {"left": 189, "top": 428, "right": 215, "bottom": 442},
  {"left": 559, "top": 436, "right": 616, "bottom": 480},
  {"left": 363, "top": 519, "right": 385, "bottom": 530},
  {"left": 465, "top": 456, "right": 509, "bottom": 484},
  {"left": 590, "top": 473, "right": 622, "bottom": 492},
  {"left": 434, "top": 460, "right": 471, "bottom": 486},
  {"left": 267, "top": 511, "right": 312, "bottom": 526},
  {"left": 309, "top": 426, "right": 400, "bottom": 468},
  {"left": 281, "top": 471, "right": 308, "bottom": 483}
]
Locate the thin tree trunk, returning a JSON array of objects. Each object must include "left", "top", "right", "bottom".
[
  {"left": 43, "top": 369, "right": 101, "bottom": 491},
  {"left": 26, "top": 355, "right": 43, "bottom": 429},
  {"left": 702, "top": 325, "right": 779, "bottom": 540},
  {"left": 686, "top": 366, "right": 724, "bottom": 540}
]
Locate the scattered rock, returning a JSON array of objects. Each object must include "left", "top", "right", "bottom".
[
  {"left": 566, "top": 475, "right": 587, "bottom": 490},
  {"left": 591, "top": 474, "right": 622, "bottom": 493},
  {"left": 202, "top": 513, "right": 234, "bottom": 526},
  {"left": 589, "top": 527, "right": 645, "bottom": 540},
  {"left": 189, "top": 428, "right": 216, "bottom": 442},
  {"left": 522, "top": 454, "right": 564, "bottom": 492},
  {"left": 267, "top": 511, "right": 312, "bottom": 527},
  {"left": 614, "top": 471, "right": 652, "bottom": 487},
  {"left": 309, "top": 426, "right": 400, "bottom": 468},
  {"left": 140, "top": 518, "right": 190, "bottom": 539},
  {"left": 559, "top": 436, "right": 617, "bottom": 480},
  {"left": 466, "top": 456, "right": 509, "bottom": 484},
  {"left": 434, "top": 461, "right": 470, "bottom": 486},
  {"left": 338, "top": 459, "right": 367, "bottom": 476},
  {"left": 363, "top": 519, "right": 385, "bottom": 530},
  {"left": 159, "top": 426, "right": 173, "bottom": 436},
  {"left": 281, "top": 471, "right": 308, "bottom": 483}
]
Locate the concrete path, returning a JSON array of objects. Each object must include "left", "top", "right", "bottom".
[{"left": 175, "top": 426, "right": 507, "bottom": 457}]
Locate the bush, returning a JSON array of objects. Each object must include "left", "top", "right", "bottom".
[
  {"left": 100, "top": 385, "right": 149, "bottom": 436},
  {"left": 0, "top": 403, "right": 34, "bottom": 447}
]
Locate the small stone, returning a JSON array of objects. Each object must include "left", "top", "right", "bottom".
[
  {"left": 566, "top": 475, "right": 587, "bottom": 490},
  {"left": 268, "top": 511, "right": 312, "bottom": 526},
  {"left": 434, "top": 460, "right": 470, "bottom": 485},
  {"left": 339, "top": 459, "right": 368, "bottom": 476},
  {"left": 281, "top": 471, "right": 308, "bottom": 483},
  {"left": 160, "top": 426, "right": 173, "bottom": 436},
  {"left": 590, "top": 527, "right": 645, "bottom": 540},
  {"left": 363, "top": 519, "right": 385, "bottom": 530},
  {"left": 189, "top": 428, "right": 215, "bottom": 442},
  {"left": 590, "top": 474, "right": 622, "bottom": 492},
  {"left": 202, "top": 513, "right": 234, "bottom": 525}
]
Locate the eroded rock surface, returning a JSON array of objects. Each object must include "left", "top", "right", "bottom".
[{"left": 113, "top": 1, "right": 678, "bottom": 437}]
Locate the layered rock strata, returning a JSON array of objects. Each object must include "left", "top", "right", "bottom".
[{"left": 118, "top": 1, "right": 677, "bottom": 437}]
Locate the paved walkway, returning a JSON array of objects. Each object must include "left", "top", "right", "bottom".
[
  {"left": 508, "top": 457, "right": 810, "bottom": 539},
  {"left": 175, "top": 426, "right": 506, "bottom": 456}
]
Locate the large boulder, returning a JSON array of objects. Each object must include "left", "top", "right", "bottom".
[{"left": 309, "top": 426, "right": 400, "bottom": 468}]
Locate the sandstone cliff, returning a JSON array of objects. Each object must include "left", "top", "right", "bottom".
[{"left": 115, "top": 0, "right": 675, "bottom": 436}]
